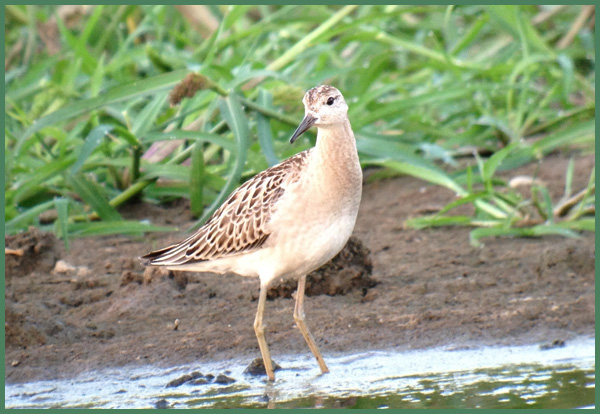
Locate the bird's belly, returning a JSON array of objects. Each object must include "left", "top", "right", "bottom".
[{"left": 264, "top": 209, "right": 358, "bottom": 281}]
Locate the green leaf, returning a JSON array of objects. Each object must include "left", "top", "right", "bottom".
[
  {"left": 256, "top": 89, "right": 279, "bottom": 167},
  {"left": 436, "top": 192, "right": 489, "bottom": 216},
  {"left": 371, "top": 159, "right": 465, "bottom": 195},
  {"left": 71, "top": 124, "right": 113, "bottom": 173},
  {"left": 476, "top": 115, "right": 518, "bottom": 143},
  {"left": 131, "top": 92, "right": 168, "bottom": 137},
  {"left": 372, "top": 29, "right": 455, "bottom": 67},
  {"left": 79, "top": 5, "right": 105, "bottom": 46},
  {"left": 450, "top": 13, "right": 489, "bottom": 56},
  {"left": 357, "top": 135, "right": 420, "bottom": 162},
  {"left": 405, "top": 215, "right": 476, "bottom": 229},
  {"left": 556, "top": 54, "right": 574, "bottom": 100},
  {"left": 139, "top": 164, "right": 190, "bottom": 181},
  {"left": 572, "top": 166, "right": 596, "bottom": 220},
  {"left": 54, "top": 197, "right": 70, "bottom": 250},
  {"left": 190, "top": 141, "right": 205, "bottom": 217},
  {"left": 532, "top": 185, "right": 554, "bottom": 223},
  {"left": 556, "top": 218, "right": 595, "bottom": 232},
  {"left": 67, "top": 221, "right": 175, "bottom": 237},
  {"left": 90, "top": 54, "right": 106, "bottom": 98},
  {"left": 482, "top": 141, "right": 520, "bottom": 184},
  {"left": 532, "top": 119, "right": 595, "bottom": 156},
  {"left": 564, "top": 157, "right": 575, "bottom": 199},
  {"left": 66, "top": 173, "right": 122, "bottom": 221},
  {"left": 113, "top": 125, "right": 140, "bottom": 147},
  {"left": 470, "top": 224, "right": 579, "bottom": 247}
]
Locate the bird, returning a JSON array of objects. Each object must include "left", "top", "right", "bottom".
[{"left": 140, "top": 85, "right": 362, "bottom": 381}]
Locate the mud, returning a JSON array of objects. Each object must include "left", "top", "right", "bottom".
[{"left": 4, "top": 153, "right": 595, "bottom": 383}]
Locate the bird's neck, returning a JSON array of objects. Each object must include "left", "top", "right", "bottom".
[{"left": 313, "top": 119, "right": 361, "bottom": 185}]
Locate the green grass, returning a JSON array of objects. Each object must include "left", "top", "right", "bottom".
[{"left": 5, "top": 5, "right": 595, "bottom": 247}]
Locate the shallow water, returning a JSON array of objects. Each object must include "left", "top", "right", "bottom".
[{"left": 6, "top": 337, "right": 594, "bottom": 409}]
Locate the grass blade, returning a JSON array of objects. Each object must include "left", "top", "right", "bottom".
[
  {"left": 131, "top": 92, "right": 168, "bottom": 136},
  {"left": 557, "top": 218, "right": 595, "bottom": 232},
  {"left": 563, "top": 157, "right": 575, "bottom": 199},
  {"left": 470, "top": 224, "right": 580, "bottom": 247},
  {"left": 67, "top": 221, "right": 175, "bottom": 237},
  {"left": 190, "top": 140, "right": 205, "bottom": 217},
  {"left": 450, "top": 13, "right": 489, "bottom": 56},
  {"left": 532, "top": 119, "right": 595, "bottom": 156},
  {"left": 54, "top": 197, "right": 70, "bottom": 250},
  {"left": 482, "top": 142, "right": 520, "bottom": 184},
  {"left": 256, "top": 88, "right": 279, "bottom": 167},
  {"left": 71, "top": 124, "right": 113, "bottom": 173},
  {"left": 66, "top": 173, "right": 122, "bottom": 221},
  {"left": 532, "top": 185, "right": 554, "bottom": 223},
  {"left": 372, "top": 159, "right": 465, "bottom": 195},
  {"left": 406, "top": 215, "right": 477, "bottom": 229}
]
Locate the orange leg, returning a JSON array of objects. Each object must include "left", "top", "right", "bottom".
[
  {"left": 254, "top": 285, "right": 275, "bottom": 381},
  {"left": 293, "top": 274, "right": 329, "bottom": 374}
]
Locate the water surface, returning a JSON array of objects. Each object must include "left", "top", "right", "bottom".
[{"left": 6, "top": 337, "right": 594, "bottom": 409}]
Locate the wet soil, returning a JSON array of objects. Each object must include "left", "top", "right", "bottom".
[{"left": 5, "top": 153, "right": 595, "bottom": 383}]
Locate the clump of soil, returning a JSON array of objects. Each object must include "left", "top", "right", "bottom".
[
  {"left": 243, "top": 357, "right": 282, "bottom": 376},
  {"left": 266, "top": 236, "right": 376, "bottom": 299},
  {"left": 5, "top": 227, "right": 60, "bottom": 278}
]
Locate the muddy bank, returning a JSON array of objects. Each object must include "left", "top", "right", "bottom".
[{"left": 5, "top": 153, "right": 595, "bottom": 383}]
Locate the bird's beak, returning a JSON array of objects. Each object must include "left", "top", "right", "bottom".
[{"left": 290, "top": 114, "right": 317, "bottom": 144}]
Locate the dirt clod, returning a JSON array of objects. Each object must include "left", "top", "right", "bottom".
[
  {"left": 243, "top": 358, "right": 282, "bottom": 376},
  {"left": 5, "top": 227, "right": 60, "bottom": 278},
  {"left": 52, "top": 260, "right": 77, "bottom": 275},
  {"left": 540, "top": 339, "right": 566, "bottom": 350},
  {"left": 214, "top": 373, "right": 236, "bottom": 384},
  {"left": 266, "top": 236, "right": 376, "bottom": 299},
  {"left": 121, "top": 271, "right": 144, "bottom": 286},
  {"left": 154, "top": 399, "right": 170, "bottom": 409},
  {"left": 165, "top": 374, "right": 193, "bottom": 388}
]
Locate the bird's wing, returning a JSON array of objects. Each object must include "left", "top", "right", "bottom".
[{"left": 140, "top": 149, "right": 310, "bottom": 266}]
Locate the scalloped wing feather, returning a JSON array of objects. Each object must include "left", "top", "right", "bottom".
[{"left": 140, "top": 150, "right": 310, "bottom": 266}]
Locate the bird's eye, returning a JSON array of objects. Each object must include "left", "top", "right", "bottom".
[{"left": 326, "top": 97, "right": 335, "bottom": 106}]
